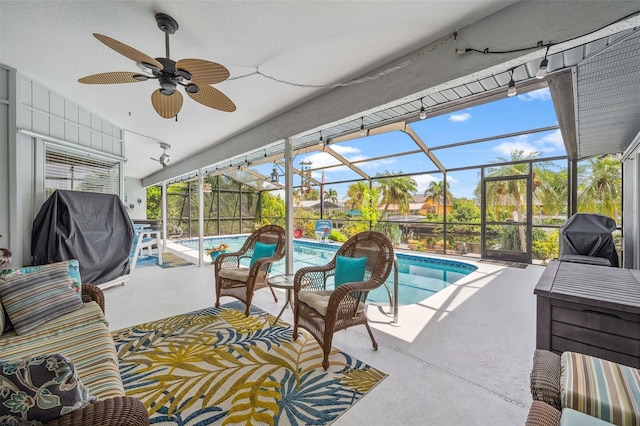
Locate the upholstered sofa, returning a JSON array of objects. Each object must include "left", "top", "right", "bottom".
[{"left": 0, "top": 262, "right": 148, "bottom": 425}]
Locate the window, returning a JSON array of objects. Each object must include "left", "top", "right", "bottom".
[{"left": 45, "top": 147, "right": 121, "bottom": 198}]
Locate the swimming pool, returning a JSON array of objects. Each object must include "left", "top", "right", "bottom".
[{"left": 176, "top": 235, "right": 477, "bottom": 305}]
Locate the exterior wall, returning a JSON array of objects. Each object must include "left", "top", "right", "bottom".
[
  {"left": 124, "top": 176, "right": 147, "bottom": 220},
  {"left": 2, "top": 65, "right": 124, "bottom": 267}
]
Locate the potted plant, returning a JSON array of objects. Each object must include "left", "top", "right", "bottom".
[{"left": 205, "top": 243, "right": 230, "bottom": 262}]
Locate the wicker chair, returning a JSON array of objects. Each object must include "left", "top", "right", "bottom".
[
  {"left": 45, "top": 283, "right": 150, "bottom": 426},
  {"left": 293, "top": 231, "right": 395, "bottom": 370},
  {"left": 214, "top": 224, "right": 286, "bottom": 316}
]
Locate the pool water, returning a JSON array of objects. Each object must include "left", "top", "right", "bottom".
[{"left": 177, "top": 236, "right": 477, "bottom": 306}]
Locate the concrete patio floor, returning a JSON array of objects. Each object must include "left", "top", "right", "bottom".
[{"left": 104, "top": 254, "right": 544, "bottom": 425}]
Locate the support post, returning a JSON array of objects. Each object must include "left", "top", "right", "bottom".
[
  {"left": 198, "top": 170, "right": 204, "bottom": 267},
  {"left": 285, "top": 137, "right": 294, "bottom": 275}
]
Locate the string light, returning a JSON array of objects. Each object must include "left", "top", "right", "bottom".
[
  {"left": 359, "top": 117, "right": 366, "bottom": 136},
  {"left": 270, "top": 162, "right": 279, "bottom": 183},
  {"left": 319, "top": 130, "right": 324, "bottom": 147},
  {"left": 419, "top": 97, "right": 427, "bottom": 120},
  {"left": 507, "top": 67, "right": 517, "bottom": 97},
  {"left": 536, "top": 45, "right": 551, "bottom": 79}
]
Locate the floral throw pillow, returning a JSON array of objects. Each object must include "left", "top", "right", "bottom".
[{"left": 0, "top": 353, "right": 98, "bottom": 424}]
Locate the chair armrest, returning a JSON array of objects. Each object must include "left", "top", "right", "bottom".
[
  {"left": 214, "top": 252, "right": 243, "bottom": 271},
  {"left": 45, "top": 396, "right": 149, "bottom": 426},
  {"left": 82, "top": 283, "right": 105, "bottom": 313},
  {"left": 525, "top": 401, "right": 561, "bottom": 426},
  {"left": 294, "top": 264, "right": 336, "bottom": 292}
]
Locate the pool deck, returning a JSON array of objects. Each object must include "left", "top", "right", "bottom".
[{"left": 105, "top": 246, "right": 543, "bottom": 425}]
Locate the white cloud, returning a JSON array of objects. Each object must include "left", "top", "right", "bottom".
[
  {"left": 518, "top": 88, "right": 551, "bottom": 101},
  {"left": 413, "top": 174, "right": 440, "bottom": 194},
  {"left": 493, "top": 129, "right": 564, "bottom": 157},
  {"left": 300, "top": 152, "right": 342, "bottom": 169},
  {"left": 537, "top": 129, "right": 563, "bottom": 148},
  {"left": 449, "top": 112, "right": 471, "bottom": 122},
  {"left": 493, "top": 140, "right": 539, "bottom": 156},
  {"left": 331, "top": 145, "right": 360, "bottom": 155}
]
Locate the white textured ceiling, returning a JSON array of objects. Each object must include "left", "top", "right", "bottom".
[
  {"left": 0, "top": 0, "right": 514, "bottom": 179},
  {"left": 2, "top": 1, "right": 640, "bottom": 184}
]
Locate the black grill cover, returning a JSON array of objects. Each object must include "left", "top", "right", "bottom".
[
  {"left": 31, "top": 190, "right": 134, "bottom": 284},
  {"left": 559, "top": 213, "right": 618, "bottom": 267}
]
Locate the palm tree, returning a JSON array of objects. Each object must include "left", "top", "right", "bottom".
[
  {"left": 346, "top": 181, "right": 369, "bottom": 211},
  {"left": 578, "top": 155, "right": 622, "bottom": 221},
  {"left": 423, "top": 180, "right": 453, "bottom": 216},
  {"left": 534, "top": 168, "right": 567, "bottom": 217},
  {"left": 324, "top": 187, "right": 339, "bottom": 204},
  {"left": 481, "top": 150, "right": 542, "bottom": 251},
  {"left": 376, "top": 171, "right": 417, "bottom": 215}
]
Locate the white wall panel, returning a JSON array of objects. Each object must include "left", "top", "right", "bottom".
[
  {"left": 50, "top": 92, "right": 64, "bottom": 118},
  {"left": 32, "top": 82, "right": 49, "bottom": 111},
  {"left": 5, "top": 70, "right": 126, "bottom": 265}
]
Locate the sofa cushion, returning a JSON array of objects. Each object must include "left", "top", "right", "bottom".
[
  {"left": 561, "top": 351, "right": 640, "bottom": 426},
  {"left": 0, "top": 302, "right": 5, "bottom": 335},
  {"left": 0, "top": 302, "right": 125, "bottom": 399},
  {"left": 0, "top": 353, "right": 97, "bottom": 424},
  {"left": 0, "top": 262, "right": 83, "bottom": 335}
]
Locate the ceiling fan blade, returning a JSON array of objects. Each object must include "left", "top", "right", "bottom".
[
  {"left": 78, "top": 72, "right": 147, "bottom": 84},
  {"left": 93, "top": 33, "right": 163, "bottom": 70},
  {"left": 151, "top": 89, "right": 183, "bottom": 119},
  {"left": 176, "top": 58, "right": 230, "bottom": 84},
  {"left": 187, "top": 85, "right": 236, "bottom": 112}
]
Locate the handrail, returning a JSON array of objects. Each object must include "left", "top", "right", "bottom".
[
  {"left": 392, "top": 256, "right": 399, "bottom": 325},
  {"left": 381, "top": 255, "right": 400, "bottom": 325}
]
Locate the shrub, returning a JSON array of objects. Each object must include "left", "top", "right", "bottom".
[{"left": 328, "top": 229, "right": 348, "bottom": 242}]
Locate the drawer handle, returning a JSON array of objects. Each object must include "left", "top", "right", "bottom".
[{"left": 582, "top": 309, "right": 621, "bottom": 319}]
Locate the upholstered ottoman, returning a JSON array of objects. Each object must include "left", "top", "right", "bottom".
[{"left": 561, "top": 352, "right": 640, "bottom": 426}]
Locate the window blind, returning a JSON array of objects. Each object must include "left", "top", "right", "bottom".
[{"left": 45, "top": 148, "right": 121, "bottom": 197}]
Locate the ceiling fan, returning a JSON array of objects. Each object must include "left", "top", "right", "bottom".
[
  {"left": 150, "top": 143, "right": 171, "bottom": 167},
  {"left": 78, "top": 13, "right": 236, "bottom": 119}
]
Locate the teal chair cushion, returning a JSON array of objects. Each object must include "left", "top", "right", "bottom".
[
  {"left": 561, "top": 408, "right": 615, "bottom": 426},
  {"left": 334, "top": 255, "right": 367, "bottom": 287},
  {"left": 250, "top": 242, "right": 277, "bottom": 267}
]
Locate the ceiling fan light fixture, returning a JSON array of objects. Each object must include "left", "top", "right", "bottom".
[
  {"left": 140, "top": 61, "right": 161, "bottom": 72},
  {"left": 132, "top": 74, "right": 150, "bottom": 81},
  {"left": 177, "top": 69, "right": 192, "bottom": 81},
  {"left": 185, "top": 83, "right": 199, "bottom": 94}
]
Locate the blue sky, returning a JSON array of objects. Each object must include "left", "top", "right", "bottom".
[{"left": 256, "top": 87, "right": 565, "bottom": 201}]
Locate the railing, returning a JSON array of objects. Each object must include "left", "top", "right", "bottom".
[{"left": 381, "top": 255, "right": 399, "bottom": 325}]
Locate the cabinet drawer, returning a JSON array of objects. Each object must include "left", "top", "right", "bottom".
[
  {"left": 551, "top": 336, "right": 640, "bottom": 368},
  {"left": 551, "top": 305, "right": 640, "bottom": 339},
  {"left": 551, "top": 321, "right": 640, "bottom": 355}
]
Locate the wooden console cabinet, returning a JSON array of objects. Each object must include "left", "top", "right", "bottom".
[{"left": 534, "top": 260, "right": 640, "bottom": 368}]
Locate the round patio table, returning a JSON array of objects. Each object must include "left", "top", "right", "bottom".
[{"left": 267, "top": 274, "right": 295, "bottom": 325}]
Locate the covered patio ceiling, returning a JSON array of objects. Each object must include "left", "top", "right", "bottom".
[
  {"left": 2, "top": 2, "right": 638, "bottom": 188},
  {"left": 162, "top": 23, "right": 640, "bottom": 192}
]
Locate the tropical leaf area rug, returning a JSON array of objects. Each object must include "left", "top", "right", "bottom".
[{"left": 112, "top": 301, "right": 387, "bottom": 425}]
